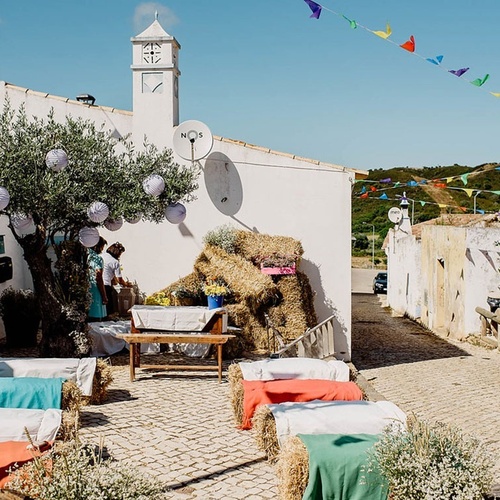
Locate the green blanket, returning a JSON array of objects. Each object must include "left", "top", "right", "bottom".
[
  {"left": 299, "top": 434, "right": 388, "bottom": 500},
  {"left": 0, "top": 377, "right": 64, "bottom": 410}
]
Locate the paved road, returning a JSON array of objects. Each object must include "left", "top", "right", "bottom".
[{"left": 352, "top": 292, "right": 500, "bottom": 495}]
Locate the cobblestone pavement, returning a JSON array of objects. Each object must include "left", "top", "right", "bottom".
[
  {"left": 78, "top": 352, "right": 277, "bottom": 499},
  {"left": 352, "top": 293, "right": 500, "bottom": 493}
]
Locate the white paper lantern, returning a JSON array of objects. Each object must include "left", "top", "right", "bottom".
[
  {"left": 104, "top": 217, "right": 123, "bottom": 231},
  {"left": 143, "top": 174, "right": 165, "bottom": 197},
  {"left": 0, "top": 187, "right": 10, "bottom": 210},
  {"left": 87, "top": 201, "right": 109, "bottom": 223},
  {"left": 79, "top": 227, "right": 100, "bottom": 247},
  {"left": 11, "top": 213, "right": 34, "bottom": 232},
  {"left": 126, "top": 214, "right": 142, "bottom": 224},
  {"left": 45, "top": 149, "right": 68, "bottom": 172},
  {"left": 165, "top": 202, "right": 187, "bottom": 224}
]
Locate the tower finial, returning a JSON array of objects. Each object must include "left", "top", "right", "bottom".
[{"left": 155, "top": 10, "right": 159, "bottom": 21}]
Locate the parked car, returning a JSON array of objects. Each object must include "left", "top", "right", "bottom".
[{"left": 373, "top": 272, "right": 388, "bottom": 294}]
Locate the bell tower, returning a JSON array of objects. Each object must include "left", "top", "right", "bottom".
[{"left": 131, "top": 14, "right": 180, "bottom": 149}]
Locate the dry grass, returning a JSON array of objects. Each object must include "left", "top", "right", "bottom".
[
  {"left": 253, "top": 405, "right": 280, "bottom": 461},
  {"left": 276, "top": 435, "right": 309, "bottom": 500},
  {"left": 227, "top": 363, "right": 244, "bottom": 426}
]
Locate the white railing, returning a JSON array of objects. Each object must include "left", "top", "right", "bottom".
[{"left": 272, "top": 315, "right": 336, "bottom": 359}]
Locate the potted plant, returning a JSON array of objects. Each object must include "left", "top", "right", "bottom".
[
  {"left": 0, "top": 287, "right": 41, "bottom": 347},
  {"left": 253, "top": 252, "right": 299, "bottom": 275},
  {"left": 170, "top": 285, "right": 197, "bottom": 306},
  {"left": 203, "top": 278, "right": 229, "bottom": 309}
]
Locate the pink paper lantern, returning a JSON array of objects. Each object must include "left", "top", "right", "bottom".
[
  {"left": 165, "top": 202, "right": 186, "bottom": 224},
  {"left": 45, "top": 149, "right": 68, "bottom": 172},
  {"left": 79, "top": 227, "right": 100, "bottom": 247}
]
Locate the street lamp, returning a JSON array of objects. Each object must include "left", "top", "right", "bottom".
[
  {"left": 396, "top": 194, "right": 415, "bottom": 225},
  {"left": 363, "top": 222, "right": 375, "bottom": 269}
]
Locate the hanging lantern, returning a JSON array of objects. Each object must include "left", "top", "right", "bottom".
[
  {"left": 79, "top": 227, "right": 100, "bottom": 247},
  {"left": 104, "top": 217, "right": 123, "bottom": 231},
  {"left": 0, "top": 187, "right": 10, "bottom": 210},
  {"left": 165, "top": 202, "right": 186, "bottom": 224},
  {"left": 45, "top": 149, "right": 68, "bottom": 172},
  {"left": 11, "top": 213, "right": 34, "bottom": 232},
  {"left": 87, "top": 201, "right": 109, "bottom": 223},
  {"left": 142, "top": 174, "right": 165, "bottom": 197},
  {"left": 126, "top": 214, "right": 142, "bottom": 224}
]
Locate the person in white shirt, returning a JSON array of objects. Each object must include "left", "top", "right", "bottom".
[{"left": 102, "top": 242, "right": 132, "bottom": 316}]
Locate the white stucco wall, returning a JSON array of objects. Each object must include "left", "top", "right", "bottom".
[
  {"left": 0, "top": 81, "right": 354, "bottom": 360},
  {"left": 386, "top": 229, "right": 422, "bottom": 319}
]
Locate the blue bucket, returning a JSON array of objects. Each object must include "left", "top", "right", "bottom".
[{"left": 207, "top": 295, "right": 224, "bottom": 309}]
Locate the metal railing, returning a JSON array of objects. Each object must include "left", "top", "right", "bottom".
[{"left": 271, "top": 315, "right": 336, "bottom": 359}]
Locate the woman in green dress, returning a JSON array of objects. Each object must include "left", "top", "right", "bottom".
[{"left": 88, "top": 237, "right": 108, "bottom": 320}]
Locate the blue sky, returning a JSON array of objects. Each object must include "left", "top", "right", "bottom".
[{"left": 1, "top": 1, "right": 499, "bottom": 171}]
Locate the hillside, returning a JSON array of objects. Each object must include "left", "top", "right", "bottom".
[{"left": 351, "top": 162, "right": 500, "bottom": 266}]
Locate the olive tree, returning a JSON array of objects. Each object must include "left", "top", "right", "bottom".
[{"left": 0, "top": 102, "right": 199, "bottom": 356}]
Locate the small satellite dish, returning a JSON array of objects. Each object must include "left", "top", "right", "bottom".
[
  {"left": 388, "top": 207, "right": 403, "bottom": 223},
  {"left": 173, "top": 120, "right": 213, "bottom": 161}
]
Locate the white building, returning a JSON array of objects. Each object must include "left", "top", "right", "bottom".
[{"left": 0, "top": 18, "right": 366, "bottom": 359}]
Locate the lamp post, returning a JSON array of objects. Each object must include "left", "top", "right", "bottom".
[
  {"left": 396, "top": 194, "right": 415, "bottom": 225},
  {"left": 363, "top": 222, "right": 375, "bottom": 269}
]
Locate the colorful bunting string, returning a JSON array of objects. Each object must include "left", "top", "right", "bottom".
[{"left": 302, "top": 0, "right": 500, "bottom": 98}]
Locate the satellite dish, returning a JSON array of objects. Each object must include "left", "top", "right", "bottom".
[
  {"left": 388, "top": 207, "right": 403, "bottom": 224},
  {"left": 173, "top": 120, "right": 213, "bottom": 161}
]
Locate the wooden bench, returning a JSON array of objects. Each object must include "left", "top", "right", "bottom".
[
  {"left": 118, "top": 308, "right": 235, "bottom": 383},
  {"left": 475, "top": 307, "right": 500, "bottom": 339}
]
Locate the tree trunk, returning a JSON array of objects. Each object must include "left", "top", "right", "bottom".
[{"left": 18, "top": 231, "right": 87, "bottom": 357}]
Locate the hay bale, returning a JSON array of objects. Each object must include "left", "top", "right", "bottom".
[
  {"left": 276, "top": 435, "right": 309, "bottom": 500},
  {"left": 227, "top": 363, "right": 244, "bottom": 426},
  {"left": 61, "top": 380, "right": 82, "bottom": 413},
  {"left": 253, "top": 405, "right": 280, "bottom": 461},
  {"left": 86, "top": 358, "right": 113, "bottom": 405},
  {"left": 195, "top": 245, "right": 278, "bottom": 305},
  {"left": 60, "top": 380, "right": 82, "bottom": 441},
  {"left": 236, "top": 231, "right": 304, "bottom": 262}
]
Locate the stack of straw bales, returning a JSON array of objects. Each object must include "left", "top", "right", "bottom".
[{"left": 159, "top": 230, "right": 317, "bottom": 354}]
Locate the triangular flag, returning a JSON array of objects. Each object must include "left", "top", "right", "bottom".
[
  {"left": 449, "top": 67, "right": 469, "bottom": 77},
  {"left": 460, "top": 173, "right": 469, "bottom": 185},
  {"left": 394, "top": 181, "right": 401, "bottom": 187},
  {"left": 426, "top": 55, "right": 444, "bottom": 65},
  {"left": 435, "top": 183, "right": 447, "bottom": 189},
  {"left": 361, "top": 185, "right": 367, "bottom": 194},
  {"left": 400, "top": 35, "right": 415, "bottom": 52},
  {"left": 459, "top": 206, "right": 467, "bottom": 212},
  {"left": 380, "top": 178, "right": 392, "bottom": 184},
  {"left": 463, "top": 189, "right": 473, "bottom": 197},
  {"left": 445, "top": 177, "right": 454, "bottom": 184},
  {"left": 419, "top": 179, "right": 427, "bottom": 184},
  {"left": 342, "top": 15, "right": 357, "bottom": 29},
  {"left": 471, "top": 74, "right": 489, "bottom": 87},
  {"left": 370, "top": 186, "right": 377, "bottom": 192},
  {"left": 360, "top": 193, "right": 369, "bottom": 199},
  {"left": 379, "top": 193, "right": 388, "bottom": 200},
  {"left": 491, "top": 92, "right": 500, "bottom": 98},
  {"left": 438, "top": 203, "right": 447, "bottom": 208},
  {"left": 407, "top": 180, "right": 418, "bottom": 187},
  {"left": 492, "top": 190, "right": 500, "bottom": 195},
  {"left": 372, "top": 22, "right": 392, "bottom": 39},
  {"left": 304, "top": 0, "right": 322, "bottom": 19},
  {"left": 478, "top": 209, "right": 485, "bottom": 214},
  {"left": 419, "top": 201, "right": 426, "bottom": 206}
]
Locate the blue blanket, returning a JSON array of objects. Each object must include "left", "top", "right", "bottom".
[
  {"left": 299, "top": 434, "right": 388, "bottom": 500},
  {"left": 0, "top": 377, "right": 64, "bottom": 410}
]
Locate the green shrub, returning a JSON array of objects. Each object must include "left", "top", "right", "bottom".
[{"left": 364, "top": 416, "right": 493, "bottom": 500}]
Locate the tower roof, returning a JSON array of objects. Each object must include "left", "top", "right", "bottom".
[{"left": 132, "top": 19, "right": 175, "bottom": 42}]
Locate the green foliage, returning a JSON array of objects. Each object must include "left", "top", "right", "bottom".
[
  {"left": 202, "top": 224, "right": 238, "bottom": 253},
  {"left": 365, "top": 416, "right": 493, "bottom": 500}
]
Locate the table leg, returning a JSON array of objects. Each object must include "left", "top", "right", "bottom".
[
  {"left": 217, "top": 344, "right": 222, "bottom": 383},
  {"left": 129, "top": 343, "right": 135, "bottom": 381}
]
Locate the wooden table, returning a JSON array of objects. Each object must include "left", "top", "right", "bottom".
[{"left": 118, "top": 306, "right": 235, "bottom": 383}]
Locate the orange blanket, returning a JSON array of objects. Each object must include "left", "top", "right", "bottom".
[
  {"left": 0, "top": 441, "right": 52, "bottom": 488},
  {"left": 241, "top": 379, "right": 363, "bottom": 430}
]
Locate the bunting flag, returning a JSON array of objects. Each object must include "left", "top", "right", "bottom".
[
  {"left": 372, "top": 22, "right": 392, "bottom": 39},
  {"left": 463, "top": 189, "right": 473, "bottom": 197},
  {"left": 304, "top": 0, "right": 322, "bottom": 19},
  {"left": 300, "top": 2, "right": 500, "bottom": 97},
  {"left": 342, "top": 15, "right": 357, "bottom": 29},
  {"left": 360, "top": 192, "right": 369, "bottom": 199},
  {"left": 427, "top": 55, "right": 444, "bottom": 65},
  {"left": 380, "top": 178, "right": 392, "bottom": 183},
  {"left": 471, "top": 74, "right": 489, "bottom": 87},
  {"left": 445, "top": 177, "right": 454, "bottom": 184},
  {"left": 460, "top": 173, "right": 469, "bottom": 185},
  {"left": 379, "top": 193, "right": 389, "bottom": 200},
  {"left": 449, "top": 68, "right": 469, "bottom": 77},
  {"left": 400, "top": 35, "right": 416, "bottom": 53}
]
